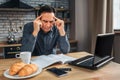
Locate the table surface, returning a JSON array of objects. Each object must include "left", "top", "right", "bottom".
[{"left": 0, "top": 52, "right": 120, "bottom": 80}]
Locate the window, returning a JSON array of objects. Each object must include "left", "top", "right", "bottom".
[{"left": 113, "top": 0, "right": 120, "bottom": 30}]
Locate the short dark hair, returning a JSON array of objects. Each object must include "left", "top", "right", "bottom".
[{"left": 38, "top": 5, "right": 56, "bottom": 16}]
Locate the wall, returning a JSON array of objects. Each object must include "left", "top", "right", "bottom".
[
  {"left": 75, "top": 0, "right": 90, "bottom": 52},
  {"left": 0, "top": 0, "right": 69, "bottom": 42}
]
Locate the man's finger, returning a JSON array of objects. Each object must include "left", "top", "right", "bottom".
[
  {"left": 54, "top": 16, "right": 58, "bottom": 21},
  {"left": 36, "top": 15, "right": 42, "bottom": 20}
]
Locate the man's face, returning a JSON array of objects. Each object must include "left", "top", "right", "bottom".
[{"left": 40, "top": 12, "right": 55, "bottom": 33}]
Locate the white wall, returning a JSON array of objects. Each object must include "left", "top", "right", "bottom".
[{"left": 75, "top": 0, "right": 90, "bottom": 52}]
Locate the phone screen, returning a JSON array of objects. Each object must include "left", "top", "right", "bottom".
[{"left": 47, "top": 67, "right": 67, "bottom": 77}]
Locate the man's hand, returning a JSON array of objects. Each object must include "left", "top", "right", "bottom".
[
  {"left": 32, "top": 16, "right": 42, "bottom": 36},
  {"left": 54, "top": 17, "right": 65, "bottom": 36}
]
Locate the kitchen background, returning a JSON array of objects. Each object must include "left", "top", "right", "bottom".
[
  {"left": 0, "top": 0, "right": 119, "bottom": 64},
  {"left": 0, "top": 0, "right": 69, "bottom": 42}
]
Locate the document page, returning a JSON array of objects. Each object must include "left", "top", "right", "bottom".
[{"left": 31, "top": 54, "right": 76, "bottom": 69}]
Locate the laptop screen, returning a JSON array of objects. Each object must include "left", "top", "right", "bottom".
[{"left": 93, "top": 33, "right": 114, "bottom": 64}]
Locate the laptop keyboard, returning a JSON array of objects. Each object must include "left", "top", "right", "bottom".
[
  {"left": 76, "top": 57, "right": 94, "bottom": 66},
  {"left": 69, "top": 55, "right": 93, "bottom": 66}
]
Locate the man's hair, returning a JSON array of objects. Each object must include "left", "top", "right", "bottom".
[{"left": 38, "top": 5, "right": 56, "bottom": 16}]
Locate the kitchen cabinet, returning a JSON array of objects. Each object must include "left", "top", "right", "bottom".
[
  {"left": 4, "top": 46, "right": 21, "bottom": 58},
  {"left": 0, "top": 43, "right": 21, "bottom": 58}
]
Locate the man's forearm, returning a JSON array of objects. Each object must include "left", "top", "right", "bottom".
[
  {"left": 59, "top": 29, "right": 66, "bottom": 36},
  {"left": 21, "top": 34, "right": 36, "bottom": 52},
  {"left": 58, "top": 36, "right": 70, "bottom": 54}
]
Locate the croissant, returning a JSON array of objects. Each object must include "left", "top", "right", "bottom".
[
  {"left": 9, "top": 62, "right": 26, "bottom": 76},
  {"left": 18, "top": 64, "right": 38, "bottom": 77}
]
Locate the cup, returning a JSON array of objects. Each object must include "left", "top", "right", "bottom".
[{"left": 15, "top": 52, "right": 31, "bottom": 64}]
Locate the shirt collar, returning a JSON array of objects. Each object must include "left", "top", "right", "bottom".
[{"left": 40, "top": 27, "right": 53, "bottom": 35}]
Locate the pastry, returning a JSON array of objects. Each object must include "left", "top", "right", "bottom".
[
  {"left": 9, "top": 62, "right": 26, "bottom": 76},
  {"left": 18, "top": 64, "right": 38, "bottom": 77}
]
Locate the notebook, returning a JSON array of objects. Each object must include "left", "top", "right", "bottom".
[{"left": 69, "top": 33, "right": 115, "bottom": 70}]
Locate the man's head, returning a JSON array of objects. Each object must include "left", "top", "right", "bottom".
[
  {"left": 38, "top": 5, "right": 56, "bottom": 16},
  {"left": 38, "top": 5, "right": 56, "bottom": 33}
]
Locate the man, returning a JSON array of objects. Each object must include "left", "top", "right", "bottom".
[{"left": 21, "top": 5, "right": 70, "bottom": 56}]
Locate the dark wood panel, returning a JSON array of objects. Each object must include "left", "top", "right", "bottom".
[{"left": 113, "top": 33, "right": 120, "bottom": 63}]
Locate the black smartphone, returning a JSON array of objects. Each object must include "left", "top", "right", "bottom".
[{"left": 47, "top": 67, "right": 67, "bottom": 77}]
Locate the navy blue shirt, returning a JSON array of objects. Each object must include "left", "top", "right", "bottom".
[{"left": 21, "top": 22, "right": 70, "bottom": 56}]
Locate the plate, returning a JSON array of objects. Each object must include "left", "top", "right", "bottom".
[{"left": 3, "top": 68, "right": 42, "bottom": 79}]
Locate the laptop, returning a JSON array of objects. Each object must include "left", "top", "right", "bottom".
[{"left": 69, "top": 33, "right": 115, "bottom": 70}]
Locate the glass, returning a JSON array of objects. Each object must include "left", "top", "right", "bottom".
[{"left": 113, "top": 0, "right": 120, "bottom": 29}]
